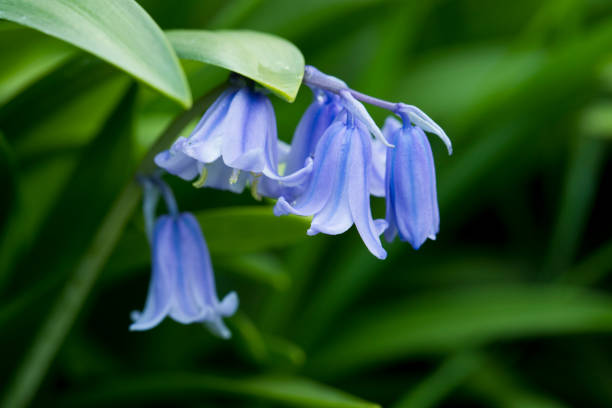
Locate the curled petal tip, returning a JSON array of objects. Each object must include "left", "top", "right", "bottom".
[
  {"left": 374, "top": 248, "right": 388, "bottom": 260},
  {"left": 374, "top": 219, "right": 388, "bottom": 236},
  {"left": 306, "top": 228, "right": 319, "bottom": 236},
  {"left": 339, "top": 90, "right": 393, "bottom": 147},
  {"left": 204, "top": 316, "right": 232, "bottom": 339},
  {"left": 396, "top": 103, "right": 452, "bottom": 154},
  {"left": 218, "top": 291, "right": 239, "bottom": 317}
]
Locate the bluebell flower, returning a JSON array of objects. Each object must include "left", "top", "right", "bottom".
[
  {"left": 155, "top": 83, "right": 311, "bottom": 198},
  {"left": 275, "top": 112, "right": 388, "bottom": 259},
  {"left": 182, "top": 85, "right": 282, "bottom": 177},
  {"left": 382, "top": 107, "right": 451, "bottom": 249},
  {"left": 131, "top": 179, "right": 238, "bottom": 338}
]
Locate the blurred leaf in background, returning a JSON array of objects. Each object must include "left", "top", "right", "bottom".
[{"left": 0, "top": 0, "right": 611, "bottom": 407}]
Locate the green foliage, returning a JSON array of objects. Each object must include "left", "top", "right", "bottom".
[
  {"left": 167, "top": 30, "right": 305, "bottom": 101},
  {"left": 0, "top": 0, "right": 191, "bottom": 106},
  {"left": 1, "top": 0, "right": 611, "bottom": 407},
  {"left": 60, "top": 374, "right": 380, "bottom": 408},
  {"left": 311, "top": 286, "right": 612, "bottom": 376}
]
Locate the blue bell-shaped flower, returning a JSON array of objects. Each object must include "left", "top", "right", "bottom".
[
  {"left": 382, "top": 113, "right": 444, "bottom": 249},
  {"left": 131, "top": 179, "right": 238, "bottom": 338},
  {"left": 275, "top": 112, "right": 387, "bottom": 259}
]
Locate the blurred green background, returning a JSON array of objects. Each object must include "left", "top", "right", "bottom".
[{"left": 1, "top": 0, "right": 612, "bottom": 407}]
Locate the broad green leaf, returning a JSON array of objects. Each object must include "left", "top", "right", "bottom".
[
  {"left": 59, "top": 374, "right": 380, "bottom": 408},
  {"left": 0, "top": 0, "right": 191, "bottom": 107},
  {"left": 166, "top": 29, "right": 304, "bottom": 102},
  {"left": 311, "top": 286, "right": 612, "bottom": 377},
  {"left": 0, "top": 24, "right": 75, "bottom": 106}
]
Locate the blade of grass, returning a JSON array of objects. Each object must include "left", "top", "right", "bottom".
[
  {"left": 542, "top": 137, "right": 607, "bottom": 277},
  {"left": 309, "top": 285, "right": 612, "bottom": 377},
  {"left": 59, "top": 373, "right": 380, "bottom": 408},
  {"left": 391, "top": 352, "right": 483, "bottom": 408}
]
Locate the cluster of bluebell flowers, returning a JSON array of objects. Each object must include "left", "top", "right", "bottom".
[{"left": 135, "top": 66, "right": 450, "bottom": 335}]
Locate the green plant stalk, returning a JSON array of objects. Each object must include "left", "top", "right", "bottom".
[{"left": 0, "top": 84, "right": 225, "bottom": 408}]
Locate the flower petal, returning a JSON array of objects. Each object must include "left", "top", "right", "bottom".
[
  {"left": 217, "top": 291, "right": 239, "bottom": 317},
  {"left": 274, "top": 121, "right": 346, "bottom": 217},
  {"left": 201, "top": 158, "right": 249, "bottom": 193},
  {"left": 347, "top": 124, "right": 387, "bottom": 260},
  {"left": 339, "top": 90, "right": 392, "bottom": 147},
  {"left": 221, "top": 88, "right": 279, "bottom": 176},
  {"left": 391, "top": 126, "right": 439, "bottom": 249},
  {"left": 183, "top": 88, "right": 239, "bottom": 163},
  {"left": 285, "top": 90, "right": 341, "bottom": 174},
  {"left": 308, "top": 130, "right": 353, "bottom": 235},
  {"left": 370, "top": 138, "right": 387, "bottom": 197},
  {"left": 130, "top": 216, "right": 175, "bottom": 331},
  {"left": 370, "top": 117, "right": 401, "bottom": 197},
  {"left": 167, "top": 215, "right": 209, "bottom": 323},
  {"left": 155, "top": 137, "right": 200, "bottom": 181},
  {"left": 397, "top": 104, "right": 452, "bottom": 154}
]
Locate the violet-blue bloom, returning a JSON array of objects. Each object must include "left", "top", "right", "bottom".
[
  {"left": 383, "top": 113, "right": 445, "bottom": 249},
  {"left": 182, "top": 85, "right": 281, "bottom": 178},
  {"left": 155, "top": 83, "right": 311, "bottom": 197},
  {"left": 275, "top": 113, "right": 388, "bottom": 259},
  {"left": 131, "top": 178, "right": 237, "bottom": 337},
  {"left": 130, "top": 212, "right": 238, "bottom": 337}
]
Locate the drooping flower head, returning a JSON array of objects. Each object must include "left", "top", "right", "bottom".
[
  {"left": 275, "top": 112, "right": 388, "bottom": 259},
  {"left": 182, "top": 84, "right": 280, "bottom": 177},
  {"left": 382, "top": 105, "right": 451, "bottom": 249},
  {"left": 155, "top": 77, "right": 311, "bottom": 199},
  {"left": 131, "top": 177, "right": 238, "bottom": 338}
]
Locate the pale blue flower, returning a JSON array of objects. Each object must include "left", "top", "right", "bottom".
[
  {"left": 382, "top": 111, "right": 449, "bottom": 249},
  {"left": 155, "top": 84, "right": 311, "bottom": 197},
  {"left": 182, "top": 85, "right": 288, "bottom": 180},
  {"left": 131, "top": 179, "right": 238, "bottom": 338},
  {"left": 275, "top": 113, "right": 388, "bottom": 259}
]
